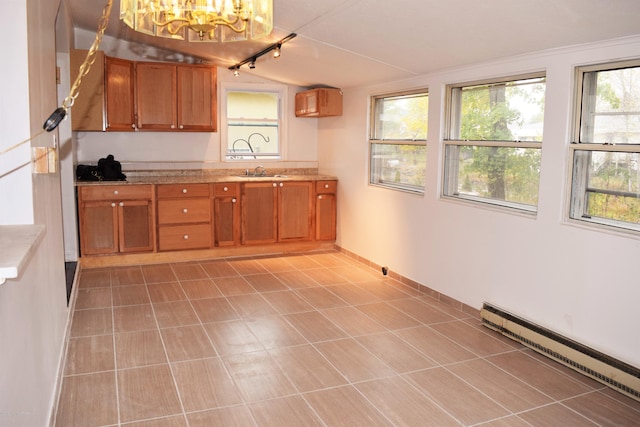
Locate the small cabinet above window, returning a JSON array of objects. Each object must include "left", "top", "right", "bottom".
[{"left": 295, "top": 88, "right": 342, "bottom": 117}]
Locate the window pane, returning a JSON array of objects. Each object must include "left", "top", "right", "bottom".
[
  {"left": 370, "top": 144, "right": 426, "bottom": 192},
  {"left": 580, "top": 67, "right": 640, "bottom": 144},
  {"left": 445, "top": 145, "right": 541, "bottom": 208},
  {"left": 227, "top": 91, "right": 278, "bottom": 119},
  {"left": 373, "top": 93, "right": 428, "bottom": 140},
  {"left": 572, "top": 150, "right": 640, "bottom": 227},
  {"left": 454, "top": 77, "right": 545, "bottom": 142},
  {"left": 226, "top": 90, "right": 280, "bottom": 159}
]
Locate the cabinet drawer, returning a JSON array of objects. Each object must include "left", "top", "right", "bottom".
[
  {"left": 157, "top": 198, "right": 211, "bottom": 224},
  {"left": 158, "top": 224, "right": 212, "bottom": 251},
  {"left": 157, "top": 183, "right": 210, "bottom": 199},
  {"left": 213, "top": 183, "right": 239, "bottom": 197},
  {"left": 315, "top": 180, "right": 337, "bottom": 194},
  {"left": 79, "top": 184, "right": 152, "bottom": 201}
]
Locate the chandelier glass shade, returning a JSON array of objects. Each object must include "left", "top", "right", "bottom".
[{"left": 120, "top": 0, "right": 273, "bottom": 42}]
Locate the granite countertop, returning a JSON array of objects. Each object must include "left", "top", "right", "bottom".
[{"left": 75, "top": 169, "right": 338, "bottom": 186}]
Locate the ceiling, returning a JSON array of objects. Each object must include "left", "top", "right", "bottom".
[{"left": 65, "top": 0, "right": 640, "bottom": 89}]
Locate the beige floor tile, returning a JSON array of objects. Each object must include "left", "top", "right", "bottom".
[
  {"left": 296, "top": 287, "right": 349, "bottom": 310},
  {"left": 487, "top": 351, "right": 594, "bottom": 400},
  {"left": 180, "top": 278, "right": 222, "bottom": 300},
  {"left": 122, "top": 415, "right": 188, "bottom": 426},
  {"left": 518, "top": 402, "right": 599, "bottom": 426},
  {"left": 75, "top": 287, "right": 112, "bottom": 310},
  {"left": 141, "top": 264, "right": 178, "bottom": 284},
  {"left": 324, "top": 283, "right": 381, "bottom": 305},
  {"left": 395, "top": 325, "right": 477, "bottom": 364},
  {"left": 245, "top": 315, "right": 307, "bottom": 349},
  {"left": 116, "top": 329, "right": 167, "bottom": 368},
  {"left": 355, "top": 376, "right": 460, "bottom": 426},
  {"left": 113, "top": 304, "right": 157, "bottom": 333},
  {"left": 330, "top": 265, "right": 380, "bottom": 282},
  {"left": 243, "top": 272, "right": 289, "bottom": 292},
  {"left": 112, "top": 284, "right": 151, "bottom": 306},
  {"left": 55, "top": 371, "right": 117, "bottom": 427},
  {"left": 271, "top": 270, "right": 319, "bottom": 289},
  {"left": 430, "top": 320, "right": 516, "bottom": 357},
  {"left": 227, "top": 258, "right": 269, "bottom": 275},
  {"left": 228, "top": 293, "right": 280, "bottom": 318},
  {"left": 199, "top": 259, "right": 239, "bottom": 278},
  {"left": 562, "top": 390, "right": 640, "bottom": 426},
  {"left": 78, "top": 268, "right": 111, "bottom": 288},
  {"left": 356, "top": 332, "right": 437, "bottom": 373},
  {"left": 70, "top": 308, "right": 113, "bottom": 337},
  {"left": 285, "top": 311, "right": 348, "bottom": 342},
  {"left": 387, "top": 298, "right": 457, "bottom": 324},
  {"left": 447, "top": 358, "right": 553, "bottom": 412},
  {"left": 191, "top": 297, "right": 240, "bottom": 323},
  {"left": 355, "top": 280, "right": 413, "bottom": 301},
  {"left": 355, "top": 302, "right": 421, "bottom": 330},
  {"left": 213, "top": 276, "right": 256, "bottom": 296},
  {"left": 249, "top": 395, "right": 324, "bottom": 426},
  {"left": 268, "top": 344, "right": 348, "bottom": 392},
  {"left": 314, "top": 338, "right": 396, "bottom": 383},
  {"left": 304, "top": 385, "right": 391, "bottom": 426},
  {"left": 476, "top": 415, "right": 532, "bottom": 427},
  {"left": 279, "top": 254, "right": 323, "bottom": 270},
  {"left": 170, "top": 261, "right": 208, "bottom": 280},
  {"left": 172, "top": 358, "right": 243, "bottom": 411},
  {"left": 223, "top": 350, "right": 297, "bottom": 402},
  {"left": 147, "top": 282, "right": 187, "bottom": 303},
  {"left": 111, "top": 266, "right": 145, "bottom": 286},
  {"left": 320, "top": 306, "right": 388, "bottom": 336},
  {"left": 302, "top": 268, "right": 350, "bottom": 286},
  {"left": 404, "top": 367, "right": 510, "bottom": 425},
  {"left": 254, "top": 255, "right": 297, "bottom": 272},
  {"left": 118, "top": 364, "right": 182, "bottom": 422},
  {"left": 305, "top": 252, "right": 351, "bottom": 267},
  {"left": 161, "top": 325, "right": 217, "bottom": 362},
  {"left": 153, "top": 300, "right": 200, "bottom": 328},
  {"left": 186, "top": 405, "right": 256, "bottom": 427},
  {"left": 203, "top": 320, "right": 265, "bottom": 356},
  {"left": 64, "top": 335, "right": 115, "bottom": 375},
  {"left": 261, "top": 290, "right": 315, "bottom": 314}
]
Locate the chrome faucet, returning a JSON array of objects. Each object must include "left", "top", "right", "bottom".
[{"left": 254, "top": 165, "right": 266, "bottom": 176}]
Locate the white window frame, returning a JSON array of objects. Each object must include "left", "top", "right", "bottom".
[
  {"left": 369, "top": 89, "right": 428, "bottom": 195},
  {"left": 443, "top": 72, "right": 546, "bottom": 213},
  {"left": 568, "top": 59, "right": 640, "bottom": 235},
  {"left": 220, "top": 82, "right": 287, "bottom": 161}
]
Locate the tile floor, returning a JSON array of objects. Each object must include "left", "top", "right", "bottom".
[{"left": 55, "top": 251, "right": 640, "bottom": 426}]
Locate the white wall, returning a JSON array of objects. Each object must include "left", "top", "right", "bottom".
[
  {"left": 0, "top": 0, "right": 70, "bottom": 425},
  {"left": 72, "top": 30, "right": 319, "bottom": 169},
  {"left": 319, "top": 36, "right": 640, "bottom": 368}
]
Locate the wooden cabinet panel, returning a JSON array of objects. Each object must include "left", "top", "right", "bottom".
[
  {"left": 278, "top": 181, "right": 313, "bottom": 241},
  {"left": 177, "top": 65, "right": 217, "bottom": 131},
  {"left": 79, "top": 201, "right": 119, "bottom": 255},
  {"left": 119, "top": 200, "right": 155, "bottom": 252},
  {"left": 105, "top": 57, "right": 135, "bottom": 130},
  {"left": 157, "top": 198, "right": 211, "bottom": 224},
  {"left": 136, "top": 63, "right": 177, "bottom": 130},
  {"left": 157, "top": 183, "right": 210, "bottom": 198},
  {"left": 315, "top": 180, "right": 337, "bottom": 241},
  {"left": 241, "top": 182, "right": 278, "bottom": 245},
  {"left": 295, "top": 88, "right": 343, "bottom": 117},
  {"left": 158, "top": 224, "right": 212, "bottom": 251},
  {"left": 70, "top": 49, "right": 106, "bottom": 131},
  {"left": 213, "top": 183, "right": 240, "bottom": 247},
  {"left": 79, "top": 184, "right": 152, "bottom": 201}
]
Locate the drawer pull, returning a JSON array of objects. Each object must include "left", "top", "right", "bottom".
[
  {"left": 182, "top": 208, "right": 188, "bottom": 214},
  {"left": 223, "top": 186, "right": 228, "bottom": 192},
  {"left": 183, "top": 235, "right": 189, "bottom": 240},
  {"left": 318, "top": 195, "right": 323, "bottom": 200},
  {"left": 113, "top": 190, "right": 119, "bottom": 195},
  {"left": 111, "top": 202, "right": 116, "bottom": 207},
  {"left": 119, "top": 202, "right": 124, "bottom": 207},
  {"left": 279, "top": 182, "right": 284, "bottom": 187},
  {"left": 232, "top": 198, "right": 237, "bottom": 203},
  {"left": 182, "top": 188, "right": 188, "bottom": 194},
  {"left": 272, "top": 183, "right": 277, "bottom": 187},
  {"left": 324, "top": 184, "right": 329, "bottom": 189}
]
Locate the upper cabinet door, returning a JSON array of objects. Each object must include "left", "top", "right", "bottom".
[
  {"left": 177, "top": 65, "right": 217, "bottom": 131},
  {"left": 105, "top": 57, "right": 135, "bottom": 131},
  {"left": 136, "top": 63, "right": 177, "bottom": 130}
]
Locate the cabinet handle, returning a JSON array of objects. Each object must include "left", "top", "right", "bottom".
[
  {"left": 183, "top": 208, "right": 188, "bottom": 214},
  {"left": 182, "top": 188, "right": 188, "bottom": 194},
  {"left": 131, "top": 123, "right": 136, "bottom": 129},
  {"left": 272, "top": 183, "right": 277, "bottom": 187},
  {"left": 111, "top": 202, "right": 116, "bottom": 207},
  {"left": 113, "top": 190, "right": 119, "bottom": 195},
  {"left": 223, "top": 186, "right": 228, "bottom": 192},
  {"left": 119, "top": 202, "right": 124, "bottom": 207},
  {"left": 232, "top": 198, "right": 237, "bottom": 203},
  {"left": 279, "top": 183, "right": 284, "bottom": 187},
  {"left": 179, "top": 125, "right": 184, "bottom": 129},
  {"left": 318, "top": 195, "right": 323, "bottom": 200},
  {"left": 171, "top": 124, "right": 176, "bottom": 129},
  {"left": 324, "top": 184, "right": 330, "bottom": 189},
  {"left": 183, "top": 235, "right": 189, "bottom": 240}
]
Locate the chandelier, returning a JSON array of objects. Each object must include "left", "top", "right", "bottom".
[{"left": 120, "top": 0, "right": 273, "bottom": 42}]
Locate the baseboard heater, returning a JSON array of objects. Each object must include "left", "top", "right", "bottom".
[{"left": 480, "top": 302, "right": 640, "bottom": 401}]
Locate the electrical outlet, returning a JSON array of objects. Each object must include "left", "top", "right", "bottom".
[{"left": 381, "top": 266, "right": 388, "bottom": 276}]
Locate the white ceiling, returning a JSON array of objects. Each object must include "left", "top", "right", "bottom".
[{"left": 65, "top": 0, "right": 640, "bottom": 89}]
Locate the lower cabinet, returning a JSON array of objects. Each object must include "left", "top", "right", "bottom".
[
  {"left": 213, "top": 183, "right": 240, "bottom": 246},
  {"left": 241, "top": 182, "right": 278, "bottom": 245},
  {"left": 278, "top": 181, "right": 314, "bottom": 241},
  {"left": 315, "top": 180, "right": 337, "bottom": 241},
  {"left": 157, "top": 184, "right": 212, "bottom": 251},
  {"left": 78, "top": 185, "right": 155, "bottom": 255}
]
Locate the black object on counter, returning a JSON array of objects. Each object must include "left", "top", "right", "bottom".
[{"left": 76, "top": 154, "right": 126, "bottom": 181}]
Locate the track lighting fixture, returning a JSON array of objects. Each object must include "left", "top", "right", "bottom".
[{"left": 229, "top": 33, "right": 296, "bottom": 76}]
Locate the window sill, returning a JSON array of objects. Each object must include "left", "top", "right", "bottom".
[{"left": 0, "top": 224, "right": 45, "bottom": 285}]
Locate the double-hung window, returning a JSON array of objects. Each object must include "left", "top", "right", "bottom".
[
  {"left": 223, "top": 85, "right": 284, "bottom": 160},
  {"left": 369, "top": 90, "right": 428, "bottom": 194},
  {"left": 443, "top": 74, "right": 546, "bottom": 212},
  {"left": 569, "top": 60, "right": 640, "bottom": 233}
]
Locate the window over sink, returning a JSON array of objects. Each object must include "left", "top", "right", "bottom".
[{"left": 222, "top": 83, "right": 286, "bottom": 160}]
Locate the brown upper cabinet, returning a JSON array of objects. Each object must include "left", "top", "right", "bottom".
[
  {"left": 69, "top": 49, "right": 216, "bottom": 132},
  {"left": 295, "top": 88, "right": 343, "bottom": 117}
]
